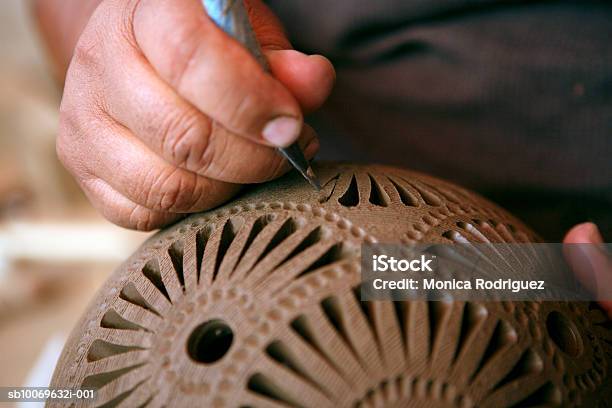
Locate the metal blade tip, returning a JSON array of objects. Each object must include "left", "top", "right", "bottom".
[{"left": 305, "top": 166, "right": 321, "bottom": 191}]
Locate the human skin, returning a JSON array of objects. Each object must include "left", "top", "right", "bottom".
[
  {"left": 33, "top": 0, "right": 335, "bottom": 230},
  {"left": 34, "top": 0, "right": 609, "bottom": 317},
  {"left": 564, "top": 222, "right": 612, "bottom": 318}
]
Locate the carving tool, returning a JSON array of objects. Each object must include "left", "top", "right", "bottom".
[{"left": 202, "top": 0, "right": 321, "bottom": 190}]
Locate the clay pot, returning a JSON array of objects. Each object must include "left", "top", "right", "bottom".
[{"left": 49, "top": 163, "right": 611, "bottom": 407}]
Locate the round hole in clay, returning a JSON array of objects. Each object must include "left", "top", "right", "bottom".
[
  {"left": 546, "top": 311, "right": 583, "bottom": 357},
  {"left": 187, "top": 319, "right": 234, "bottom": 364}
]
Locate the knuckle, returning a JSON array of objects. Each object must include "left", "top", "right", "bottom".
[
  {"left": 84, "top": 177, "right": 164, "bottom": 232},
  {"left": 156, "top": 172, "right": 185, "bottom": 211},
  {"left": 143, "top": 168, "right": 201, "bottom": 212},
  {"left": 71, "top": 1, "right": 135, "bottom": 74},
  {"left": 160, "top": 109, "right": 212, "bottom": 170},
  {"left": 192, "top": 122, "right": 227, "bottom": 176},
  {"left": 126, "top": 206, "right": 159, "bottom": 231}
]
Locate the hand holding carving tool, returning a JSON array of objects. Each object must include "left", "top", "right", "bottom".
[{"left": 202, "top": 0, "right": 321, "bottom": 190}]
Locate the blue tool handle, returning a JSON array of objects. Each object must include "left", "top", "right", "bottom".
[
  {"left": 202, "top": 0, "right": 320, "bottom": 190},
  {"left": 202, "top": 0, "right": 269, "bottom": 71}
]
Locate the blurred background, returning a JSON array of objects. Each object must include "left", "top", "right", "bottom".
[{"left": 0, "top": 0, "right": 150, "bottom": 395}]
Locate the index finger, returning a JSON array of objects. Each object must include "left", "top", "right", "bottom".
[{"left": 132, "top": 0, "right": 303, "bottom": 147}]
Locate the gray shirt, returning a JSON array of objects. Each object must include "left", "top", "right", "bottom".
[{"left": 268, "top": 0, "right": 612, "bottom": 239}]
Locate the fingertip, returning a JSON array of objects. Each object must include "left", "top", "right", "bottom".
[
  {"left": 564, "top": 222, "right": 603, "bottom": 244},
  {"left": 305, "top": 54, "right": 336, "bottom": 109},
  {"left": 308, "top": 54, "right": 336, "bottom": 83},
  {"left": 266, "top": 49, "right": 336, "bottom": 112}
]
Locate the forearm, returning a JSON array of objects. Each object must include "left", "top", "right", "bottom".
[{"left": 32, "top": 0, "right": 102, "bottom": 83}]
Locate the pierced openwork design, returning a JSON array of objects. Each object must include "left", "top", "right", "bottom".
[{"left": 49, "top": 164, "right": 611, "bottom": 407}]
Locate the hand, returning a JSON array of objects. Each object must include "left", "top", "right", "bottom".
[
  {"left": 56, "top": 0, "right": 335, "bottom": 230},
  {"left": 563, "top": 222, "right": 612, "bottom": 318}
]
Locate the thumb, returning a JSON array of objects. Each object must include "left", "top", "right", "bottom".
[{"left": 247, "top": 0, "right": 336, "bottom": 113}]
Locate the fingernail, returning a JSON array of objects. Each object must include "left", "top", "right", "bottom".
[{"left": 263, "top": 116, "right": 301, "bottom": 147}]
